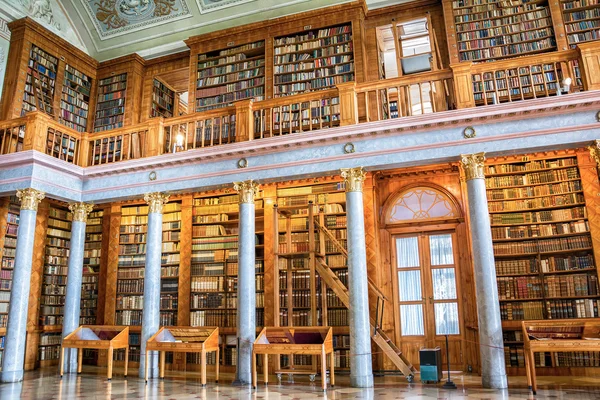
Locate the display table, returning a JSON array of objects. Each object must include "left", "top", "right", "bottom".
[
  {"left": 252, "top": 326, "right": 334, "bottom": 390},
  {"left": 60, "top": 325, "right": 129, "bottom": 380},
  {"left": 522, "top": 319, "right": 600, "bottom": 394},
  {"left": 144, "top": 326, "right": 219, "bottom": 385}
]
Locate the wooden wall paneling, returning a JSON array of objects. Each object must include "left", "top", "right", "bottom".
[
  {"left": 0, "top": 198, "right": 9, "bottom": 260},
  {"left": 103, "top": 204, "right": 121, "bottom": 325},
  {"left": 577, "top": 149, "right": 600, "bottom": 279},
  {"left": 95, "top": 206, "right": 112, "bottom": 325},
  {"left": 548, "top": 0, "right": 569, "bottom": 52},
  {"left": 1, "top": 27, "right": 29, "bottom": 120},
  {"left": 440, "top": 0, "right": 459, "bottom": 65},
  {"left": 24, "top": 199, "right": 49, "bottom": 370},
  {"left": 265, "top": 36, "right": 274, "bottom": 100},
  {"left": 178, "top": 195, "right": 193, "bottom": 327},
  {"left": 262, "top": 185, "right": 277, "bottom": 328}
]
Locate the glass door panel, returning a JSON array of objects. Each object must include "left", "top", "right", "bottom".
[
  {"left": 428, "top": 234, "right": 460, "bottom": 336},
  {"left": 396, "top": 236, "right": 425, "bottom": 337}
]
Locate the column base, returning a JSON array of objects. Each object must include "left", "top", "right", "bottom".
[
  {"left": 231, "top": 379, "right": 252, "bottom": 386},
  {"left": 350, "top": 373, "right": 374, "bottom": 388},
  {"left": 139, "top": 367, "right": 160, "bottom": 380},
  {"left": 1, "top": 369, "right": 24, "bottom": 383},
  {"left": 63, "top": 362, "right": 79, "bottom": 375},
  {"left": 482, "top": 373, "right": 508, "bottom": 389}
]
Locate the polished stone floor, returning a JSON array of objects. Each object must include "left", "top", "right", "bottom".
[{"left": 1, "top": 368, "right": 600, "bottom": 399}]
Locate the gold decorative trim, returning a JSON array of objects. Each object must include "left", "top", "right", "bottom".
[
  {"left": 237, "top": 158, "right": 248, "bottom": 168},
  {"left": 68, "top": 202, "right": 94, "bottom": 223},
  {"left": 343, "top": 143, "right": 356, "bottom": 154},
  {"left": 340, "top": 167, "right": 366, "bottom": 192},
  {"left": 463, "top": 126, "right": 476, "bottom": 139},
  {"left": 588, "top": 139, "right": 600, "bottom": 167},
  {"left": 144, "top": 192, "right": 170, "bottom": 214},
  {"left": 16, "top": 188, "right": 45, "bottom": 211},
  {"left": 233, "top": 180, "right": 259, "bottom": 204},
  {"left": 460, "top": 153, "right": 486, "bottom": 181}
]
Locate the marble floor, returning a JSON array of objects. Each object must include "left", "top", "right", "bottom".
[{"left": 1, "top": 368, "right": 600, "bottom": 400}]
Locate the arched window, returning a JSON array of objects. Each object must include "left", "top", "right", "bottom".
[{"left": 385, "top": 186, "right": 458, "bottom": 224}]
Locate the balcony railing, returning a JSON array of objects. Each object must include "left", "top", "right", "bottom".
[{"left": 1, "top": 42, "right": 598, "bottom": 167}]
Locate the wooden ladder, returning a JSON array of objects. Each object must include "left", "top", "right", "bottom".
[{"left": 314, "top": 219, "right": 417, "bottom": 381}]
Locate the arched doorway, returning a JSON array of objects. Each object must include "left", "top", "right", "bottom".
[{"left": 382, "top": 184, "right": 466, "bottom": 370}]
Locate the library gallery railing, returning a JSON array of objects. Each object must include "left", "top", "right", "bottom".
[{"left": 0, "top": 46, "right": 598, "bottom": 167}]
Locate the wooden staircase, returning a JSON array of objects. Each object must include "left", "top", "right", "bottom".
[{"left": 314, "top": 219, "right": 417, "bottom": 381}]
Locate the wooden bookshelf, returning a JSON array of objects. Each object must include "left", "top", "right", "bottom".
[
  {"left": 0, "top": 197, "right": 19, "bottom": 368},
  {"left": 80, "top": 210, "right": 103, "bottom": 325},
  {"left": 560, "top": 0, "right": 600, "bottom": 48},
  {"left": 59, "top": 64, "right": 92, "bottom": 132},
  {"left": 93, "top": 73, "right": 128, "bottom": 132},
  {"left": 472, "top": 61, "right": 563, "bottom": 105},
  {"left": 160, "top": 201, "right": 181, "bottom": 326},
  {"left": 45, "top": 128, "right": 78, "bottom": 163},
  {"left": 485, "top": 154, "right": 600, "bottom": 371},
  {"left": 273, "top": 23, "right": 354, "bottom": 97},
  {"left": 22, "top": 45, "right": 58, "bottom": 117},
  {"left": 151, "top": 79, "right": 175, "bottom": 118},
  {"left": 274, "top": 181, "right": 348, "bottom": 370},
  {"left": 194, "top": 41, "right": 265, "bottom": 112},
  {"left": 189, "top": 193, "right": 264, "bottom": 370},
  {"left": 447, "top": 0, "right": 557, "bottom": 62}
]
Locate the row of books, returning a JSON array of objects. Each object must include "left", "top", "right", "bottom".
[
  {"left": 458, "top": 28, "right": 553, "bottom": 51},
  {"left": 493, "top": 235, "right": 592, "bottom": 254},
  {"left": 548, "top": 299, "right": 600, "bottom": 319},
  {"left": 460, "top": 39, "right": 555, "bottom": 61},
  {"left": 545, "top": 274, "right": 598, "bottom": 297},
  {"left": 116, "top": 279, "right": 144, "bottom": 293},
  {"left": 197, "top": 67, "right": 264, "bottom": 87},
  {"left": 498, "top": 276, "right": 543, "bottom": 300},
  {"left": 195, "top": 77, "right": 264, "bottom": 98},
  {"left": 274, "top": 33, "right": 352, "bottom": 55},
  {"left": 487, "top": 180, "right": 582, "bottom": 201},
  {"left": 486, "top": 167, "right": 579, "bottom": 188},
  {"left": 458, "top": 18, "right": 552, "bottom": 41},
  {"left": 199, "top": 41, "right": 264, "bottom": 61},
  {"left": 279, "top": 290, "right": 314, "bottom": 308},
  {"left": 274, "top": 74, "right": 354, "bottom": 96},
  {"left": 491, "top": 220, "right": 588, "bottom": 240},
  {"left": 488, "top": 192, "right": 584, "bottom": 213},
  {"left": 500, "top": 301, "right": 545, "bottom": 320},
  {"left": 197, "top": 59, "right": 264, "bottom": 79},
  {"left": 192, "top": 249, "right": 238, "bottom": 263},
  {"left": 490, "top": 206, "right": 586, "bottom": 225},
  {"left": 273, "top": 43, "right": 353, "bottom": 65},
  {"left": 116, "top": 295, "right": 143, "bottom": 309},
  {"left": 115, "top": 310, "right": 142, "bottom": 325},
  {"left": 274, "top": 25, "right": 351, "bottom": 46}
]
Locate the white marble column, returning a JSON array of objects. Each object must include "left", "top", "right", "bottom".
[
  {"left": 1, "top": 188, "right": 45, "bottom": 383},
  {"left": 460, "top": 153, "right": 508, "bottom": 389},
  {"left": 139, "top": 192, "right": 169, "bottom": 379},
  {"left": 61, "top": 202, "right": 94, "bottom": 374},
  {"left": 340, "top": 167, "right": 373, "bottom": 388},
  {"left": 233, "top": 180, "right": 258, "bottom": 385}
]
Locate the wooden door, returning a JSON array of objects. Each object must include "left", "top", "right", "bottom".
[{"left": 393, "top": 231, "right": 463, "bottom": 370}]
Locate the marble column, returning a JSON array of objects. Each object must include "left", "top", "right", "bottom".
[
  {"left": 233, "top": 180, "right": 259, "bottom": 385},
  {"left": 139, "top": 192, "right": 169, "bottom": 379},
  {"left": 340, "top": 167, "right": 373, "bottom": 388},
  {"left": 460, "top": 153, "right": 508, "bottom": 389},
  {"left": 1, "top": 188, "right": 45, "bottom": 383},
  {"left": 61, "top": 202, "right": 94, "bottom": 374}
]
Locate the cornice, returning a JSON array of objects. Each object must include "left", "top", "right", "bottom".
[
  {"left": 81, "top": 91, "right": 600, "bottom": 178},
  {"left": 0, "top": 150, "right": 84, "bottom": 177}
]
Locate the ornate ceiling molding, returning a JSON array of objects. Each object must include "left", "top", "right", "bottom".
[
  {"left": 196, "top": 0, "right": 255, "bottom": 14},
  {"left": 0, "top": 17, "right": 10, "bottom": 39}
]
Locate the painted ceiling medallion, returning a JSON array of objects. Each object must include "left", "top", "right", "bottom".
[{"left": 85, "top": 0, "right": 191, "bottom": 37}]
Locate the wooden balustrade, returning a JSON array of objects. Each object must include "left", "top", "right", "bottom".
[
  {"left": 163, "top": 107, "right": 237, "bottom": 154},
  {"left": 252, "top": 89, "right": 340, "bottom": 139},
  {"left": 353, "top": 70, "right": 455, "bottom": 122},
  {"left": 1, "top": 45, "right": 598, "bottom": 167}
]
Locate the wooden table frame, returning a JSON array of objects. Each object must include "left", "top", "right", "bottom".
[
  {"left": 522, "top": 319, "right": 600, "bottom": 394},
  {"left": 144, "top": 326, "right": 219, "bottom": 386},
  {"left": 252, "top": 326, "right": 334, "bottom": 391},
  {"left": 60, "top": 325, "right": 129, "bottom": 380}
]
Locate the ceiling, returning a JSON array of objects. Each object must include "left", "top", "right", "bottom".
[{"left": 0, "top": 0, "right": 404, "bottom": 61}]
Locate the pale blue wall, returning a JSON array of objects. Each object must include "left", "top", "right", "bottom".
[{"left": 0, "top": 35, "right": 9, "bottom": 103}]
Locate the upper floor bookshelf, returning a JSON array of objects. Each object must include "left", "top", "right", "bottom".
[
  {"left": 195, "top": 41, "right": 266, "bottom": 112},
  {"left": 151, "top": 79, "right": 175, "bottom": 118},
  {"left": 273, "top": 24, "right": 355, "bottom": 97},
  {"left": 448, "top": 0, "right": 557, "bottom": 62},
  {"left": 22, "top": 45, "right": 57, "bottom": 117},
  {"left": 561, "top": 0, "right": 600, "bottom": 47},
  {"left": 59, "top": 65, "right": 92, "bottom": 132},
  {"left": 94, "top": 73, "right": 128, "bottom": 133}
]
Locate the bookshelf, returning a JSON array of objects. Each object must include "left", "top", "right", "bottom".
[
  {"left": 273, "top": 24, "right": 354, "bottom": 97},
  {"left": 160, "top": 201, "right": 181, "bottom": 326},
  {"left": 0, "top": 199, "right": 19, "bottom": 330},
  {"left": 449, "top": 0, "right": 557, "bottom": 62},
  {"left": 80, "top": 210, "right": 103, "bottom": 325},
  {"left": 195, "top": 41, "right": 265, "bottom": 112},
  {"left": 94, "top": 73, "right": 128, "bottom": 132},
  {"left": 151, "top": 79, "right": 175, "bottom": 118},
  {"left": 472, "top": 62, "right": 564, "bottom": 106},
  {"left": 22, "top": 45, "right": 58, "bottom": 116},
  {"left": 275, "top": 181, "right": 348, "bottom": 369},
  {"left": 190, "top": 193, "right": 264, "bottom": 370},
  {"left": 485, "top": 155, "right": 600, "bottom": 371},
  {"left": 59, "top": 64, "right": 92, "bottom": 132},
  {"left": 560, "top": 0, "right": 600, "bottom": 48},
  {"left": 39, "top": 205, "right": 72, "bottom": 365},
  {"left": 45, "top": 129, "right": 78, "bottom": 163}
]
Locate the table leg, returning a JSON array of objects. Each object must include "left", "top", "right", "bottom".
[
  {"left": 252, "top": 351, "right": 257, "bottom": 389},
  {"left": 59, "top": 346, "right": 65, "bottom": 378},
  {"left": 201, "top": 350, "right": 206, "bottom": 386},
  {"left": 124, "top": 346, "right": 129, "bottom": 377},
  {"left": 530, "top": 350, "right": 538, "bottom": 394},
  {"left": 329, "top": 351, "right": 335, "bottom": 387},
  {"left": 77, "top": 349, "right": 83, "bottom": 374},
  {"left": 107, "top": 347, "right": 114, "bottom": 381},
  {"left": 160, "top": 351, "right": 166, "bottom": 379},
  {"left": 321, "top": 350, "right": 327, "bottom": 391},
  {"left": 524, "top": 347, "right": 533, "bottom": 391},
  {"left": 263, "top": 354, "right": 268, "bottom": 385},
  {"left": 215, "top": 348, "right": 220, "bottom": 383},
  {"left": 145, "top": 350, "right": 149, "bottom": 383}
]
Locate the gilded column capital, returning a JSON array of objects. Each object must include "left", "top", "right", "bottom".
[
  {"left": 233, "top": 180, "right": 260, "bottom": 204},
  {"left": 16, "top": 188, "right": 45, "bottom": 211},
  {"left": 341, "top": 167, "right": 366, "bottom": 192},
  {"left": 588, "top": 139, "right": 600, "bottom": 167},
  {"left": 144, "top": 192, "right": 170, "bottom": 214},
  {"left": 460, "top": 153, "right": 486, "bottom": 181},
  {"left": 68, "top": 202, "right": 94, "bottom": 223}
]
